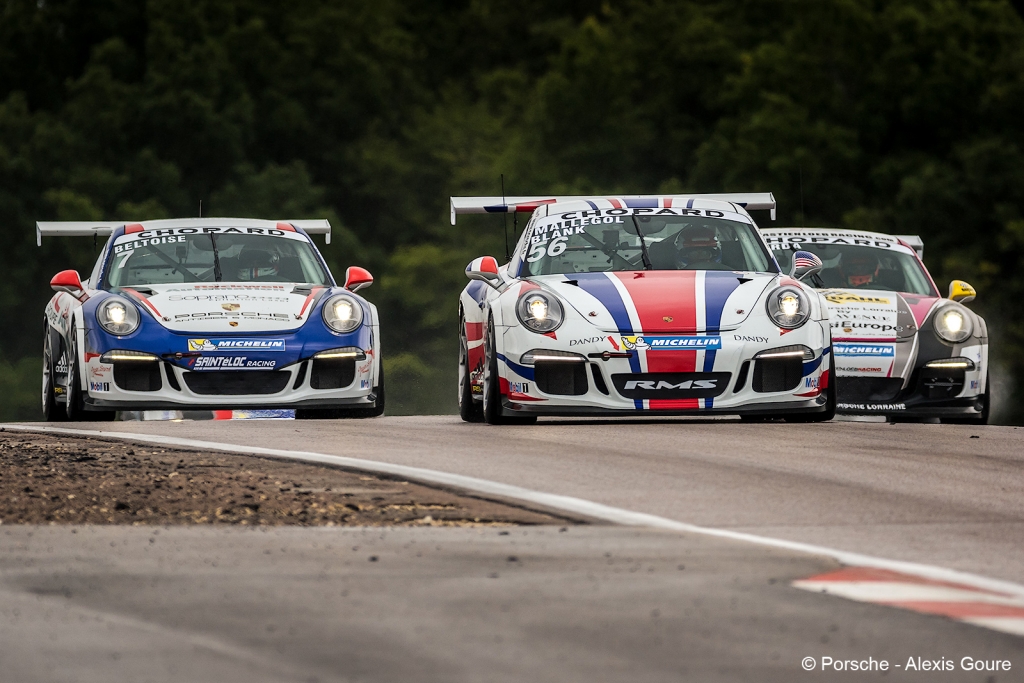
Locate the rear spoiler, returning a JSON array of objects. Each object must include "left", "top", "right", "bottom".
[
  {"left": 450, "top": 193, "right": 776, "bottom": 225},
  {"left": 36, "top": 218, "right": 332, "bottom": 246},
  {"left": 895, "top": 235, "right": 924, "bottom": 259}
]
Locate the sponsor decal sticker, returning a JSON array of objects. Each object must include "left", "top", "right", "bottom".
[
  {"left": 168, "top": 294, "right": 290, "bottom": 302},
  {"left": 733, "top": 334, "right": 769, "bottom": 344},
  {"left": 89, "top": 381, "right": 110, "bottom": 392},
  {"left": 221, "top": 303, "right": 242, "bottom": 311},
  {"left": 90, "top": 365, "right": 112, "bottom": 378},
  {"left": 621, "top": 335, "right": 722, "bottom": 351},
  {"left": 167, "top": 285, "right": 287, "bottom": 291},
  {"left": 360, "top": 379, "right": 370, "bottom": 389},
  {"left": 569, "top": 336, "right": 605, "bottom": 347},
  {"left": 174, "top": 312, "right": 289, "bottom": 320},
  {"left": 834, "top": 343, "right": 895, "bottom": 357},
  {"left": 188, "top": 338, "right": 285, "bottom": 352},
  {"left": 825, "top": 292, "right": 891, "bottom": 305},
  {"left": 623, "top": 379, "right": 718, "bottom": 391},
  {"left": 509, "top": 382, "right": 530, "bottom": 394},
  {"left": 804, "top": 376, "right": 820, "bottom": 389},
  {"left": 838, "top": 402, "right": 906, "bottom": 411},
  {"left": 191, "top": 357, "right": 276, "bottom": 370}
]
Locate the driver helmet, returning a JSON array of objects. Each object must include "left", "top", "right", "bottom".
[
  {"left": 675, "top": 225, "right": 722, "bottom": 266},
  {"left": 843, "top": 252, "right": 879, "bottom": 287},
  {"left": 237, "top": 247, "right": 280, "bottom": 281}
]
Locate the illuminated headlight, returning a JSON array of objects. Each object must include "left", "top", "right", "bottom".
[
  {"left": 516, "top": 291, "right": 564, "bottom": 333},
  {"left": 96, "top": 296, "right": 140, "bottom": 335},
  {"left": 933, "top": 306, "right": 973, "bottom": 343},
  {"left": 314, "top": 347, "right": 366, "bottom": 360},
  {"left": 100, "top": 350, "right": 158, "bottom": 363},
  {"left": 765, "top": 287, "right": 811, "bottom": 330},
  {"left": 322, "top": 294, "right": 363, "bottom": 334}
]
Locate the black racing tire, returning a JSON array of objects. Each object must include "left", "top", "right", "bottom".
[
  {"left": 482, "top": 316, "right": 536, "bottom": 425},
  {"left": 41, "top": 324, "right": 67, "bottom": 422},
  {"left": 295, "top": 363, "right": 385, "bottom": 420},
  {"left": 65, "top": 327, "right": 116, "bottom": 422},
  {"left": 784, "top": 348, "right": 836, "bottom": 423},
  {"left": 458, "top": 312, "right": 483, "bottom": 423}
]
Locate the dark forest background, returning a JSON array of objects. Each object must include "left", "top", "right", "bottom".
[{"left": 2, "top": 0, "right": 1024, "bottom": 422}]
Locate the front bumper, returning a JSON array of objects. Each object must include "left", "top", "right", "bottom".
[
  {"left": 834, "top": 342, "right": 987, "bottom": 418},
  {"left": 493, "top": 319, "right": 832, "bottom": 416},
  {"left": 82, "top": 353, "right": 377, "bottom": 412}
]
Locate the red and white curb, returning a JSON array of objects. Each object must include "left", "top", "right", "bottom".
[{"left": 794, "top": 567, "right": 1024, "bottom": 637}]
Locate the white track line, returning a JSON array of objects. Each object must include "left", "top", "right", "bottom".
[{"left": 7, "top": 423, "right": 1024, "bottom": 602}]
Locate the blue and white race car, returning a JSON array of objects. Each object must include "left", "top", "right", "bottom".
[
  {"left": 39, "top": 218, "right": 383, "bottom": 420},
  {"left": 453, "top": 194, "right": 836, "bottom": 424}
]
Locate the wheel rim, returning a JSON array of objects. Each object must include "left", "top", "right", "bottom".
[
  {"left": 41, "top": 335, "right": 51, "bottom": 412},
  {"left": 482, "top": 319, "right": 498, "bottom": 419},
  {"left": 458, "top": 319, "right": 468, "bottom": 407}
]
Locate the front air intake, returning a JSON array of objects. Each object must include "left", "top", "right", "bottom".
[
  {"left": 183, "top": 371, "right": 290, "bottom": 395},
  {"left": 310, "top": 358, "right": 356, "bottom": 390},
  {"left": 751, "top": 357, "right": 802, "bottom": 393},
  {"left": 535, "top": 363, "right": 588, "bottom": 395},
  {"left": 113, "top": 363, "right": 162, "bottom": 392}
]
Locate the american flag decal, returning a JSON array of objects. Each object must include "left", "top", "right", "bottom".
[{"left": 793, "top": 250, "right": 822, "bottom": 271}]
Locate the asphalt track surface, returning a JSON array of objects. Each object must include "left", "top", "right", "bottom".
[{"left": 3, "top": 416, "right": 1024, "bottom": 681}]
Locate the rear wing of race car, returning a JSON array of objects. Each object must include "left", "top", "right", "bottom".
[
  {"left": 895, "top": 234, "right": 924, "bottom": 259},
  {"left": 450, "top": 193, "right": 777, "bottom": 225},
  {"left": 35, "top": 218, "right": 333, "bottom": 246}
]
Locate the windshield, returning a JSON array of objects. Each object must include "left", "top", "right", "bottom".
[
  {"left": 771, "top": 241, "right": 936, "bottom": 296},
  {"left": 520, "top": 211, "right": 776, "bottom": 276},
  {"left": 104, "top": 230, "right": 330, "bottom": 288}
]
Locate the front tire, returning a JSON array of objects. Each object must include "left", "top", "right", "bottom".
[
  {"left": 458, "top": 313, "right": 483, "bottom": 423},
  {"left": 482, "top": 316, "right": 536, "bottom": 425},
  {"left": 65, "top": 326, "right": 115, "bottom": 422},
  {"left": 41, "top": 325, "right": 67, "bottom": 422}
]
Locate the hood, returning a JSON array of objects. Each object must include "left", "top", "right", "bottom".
[
  {"left": 119, "top": 282, "right": 330, "bottom": 333},
  {"left": 821, "top": 288, "right": 917, "bottom": 341},
  {"left": 531, "top": 271, "right": 777, "bottom": 334}
]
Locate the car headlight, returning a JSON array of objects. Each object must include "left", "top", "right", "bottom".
[
  {"left": 765, "top": 286, "right": 811, "bottom": 330},
  {"left": 933, "top": 305, "right": 973, "bottom": 343},
  {"left": 96, "top": 296, "right": 140, "bottom": 335},
  {"left": 322, "top": 294, "right": 363, "bottom": 334},
  {"left": 516, "top": 290, "right": 564, "bottom": 333}
]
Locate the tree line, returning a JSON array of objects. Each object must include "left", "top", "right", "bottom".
[{"left": 2, "top": 0, "right": 1023, "bottom": 421}]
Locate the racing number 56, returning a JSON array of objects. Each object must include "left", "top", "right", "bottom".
[{"left": 527, "top": 237, "right": 567, "bottom": 262}]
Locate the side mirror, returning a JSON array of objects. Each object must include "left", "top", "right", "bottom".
[
  {"left": 790, "top": 251, "right": 823, "bottom": 281},
  {"left": 948, "top": 280, "right": 976, "bottom": 303},
  {"left": 344, "top": 266, "right": 373, "bottom": 293},
  {"left": 50, "top": 270, "right": 85, "bottom": 296},
  {"left": 466, "top": 256, "right": 502, "bottom": 288}
]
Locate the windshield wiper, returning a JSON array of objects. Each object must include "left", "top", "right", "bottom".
[
  {"left": 630, "top": 217, "right": 652, "bottom": 270},
  {"left": 210, "top": 234, "right": 222, "bottom": 282}
]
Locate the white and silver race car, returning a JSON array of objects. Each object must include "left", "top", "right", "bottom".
[
  {"left": 762, "top": 228, "right": 988, "bottom": 423},
  {"left": 453, "top": 194, "right": 836, "bottom": 424},
  {"left": 39, "top": 218, "right": 383, "bottom": 420}
]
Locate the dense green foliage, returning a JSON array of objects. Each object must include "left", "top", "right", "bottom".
[{"left": 2, "top": 0, "right": 1023, "bottom": 421}]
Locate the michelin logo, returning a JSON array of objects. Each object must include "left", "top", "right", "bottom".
[
  {"left": 621, "top": 336, "right": 722, "bottom": 351},
  {"left": 188, "top": 338, "right": 285, "bottom": 352},
  {"left": 834, "top": 343, "right": 895, "bottom": 357}
]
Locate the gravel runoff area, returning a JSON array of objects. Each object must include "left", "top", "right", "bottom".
[{"left": 0, "top": 429, "right": 571, "bottom": 527}]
